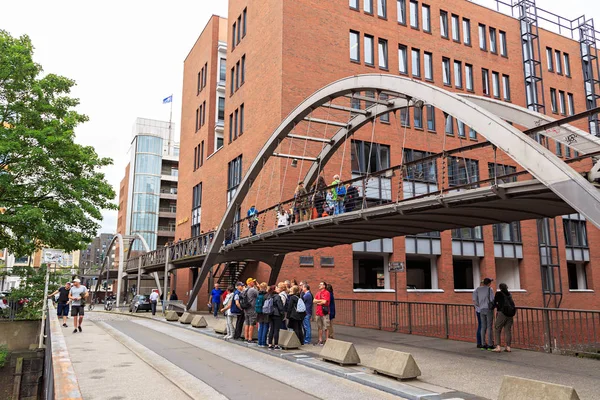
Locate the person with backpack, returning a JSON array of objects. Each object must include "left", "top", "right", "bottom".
[
  {"left": 330, "top": 175, "right": 345, "bottom": 215},
  {"left": 472, "top": 277, "right": 495, "bottom": 350},
  {"left": 267, "top": 285, "right": 286, "bottom": 350},
  {"left": 233, "top": 282, "right": 245, "bottom": 340},
  {"left": 344, "top": 184, "right": 360, "bottom": 212},
  {"left": 247, "top": 205, "right": 259, "bottom": 235},
  {"left": 220, "top": 286, "right": 235, "bottom": 340},
  {"left": 256, "top": 282, "right": 269, "bottom": 347},
  {"left": 311, "top": 176, "right": 328, "bottom": 218},
  {"left": 241, "top": 278, "right": 259, "bottom": 343},
  {"left": 293, "top": 181, "right": 309, "bottom": 222},
  {"left": 277, "top": 282, "right": 289, "bottom": 330},
  {"left": 326, "top": 283, "right": 336, "bottom": 339},
  {"left": 286, "top": 285, "right": 307, "bottom": 344},
  {"left": 493, "top": 283, "right": 516, "bottom": 353}
]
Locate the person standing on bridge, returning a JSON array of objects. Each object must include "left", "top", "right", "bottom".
[
  {"left": 149, "top": 289, "right": 160, "bottom": 316},
  {"left": 48, "top": 281, "right": 71, "bottom": 327},
  {"left": 311, "top": 175, "right": 328, "bottom": 218},
  {"left": 247, "top": 205, "right": 259, "bottom": 235},
  {"left": 210, "top": 283, "right": 223, "bottom": 318},
  {"left": 331, "top": 175, "right": 345, "bottom": 215},
  {"left": 294, "top": 181, "right": 309, "bottom": 222},
  {"left": 473, "top": 278, "right": 495, "bottom": 350},
  {"left": 69, "top": 279, "right": 88, "bottom": 333}
]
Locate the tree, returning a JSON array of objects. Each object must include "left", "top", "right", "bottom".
[{"left": 0, "top": 30, "right": 116, "bottom": 256}]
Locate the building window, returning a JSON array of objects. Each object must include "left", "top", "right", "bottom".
[
  {"left": 351, "top": 140, "right": 391, "bottom": 174},
  {"left": 239, "top": 104, "right": 245, "bottom": 135},
  {"left": 414, "top": 106, "right": 423, "bottom": 128},
  {"left": 350, "top": 31, "right": 360, "bottom": 62},
  {"left": 422, "top": 4, "right": 430, "bottom": 32},
  {"left": 444, "top": 113, "right": 454, "bottom": 135},
  {"left": 237, "top": 16, "right": 242, "bottom": 44},
  {"left": 197, "top": 71, "right": 201, "bottom": 94},
  {"left": 555, "top": 50, "right": 562, "bottom": 74},
  {"left": 235, "top": 60, "right": 240, "bottom": 89},
  {"left": 453, "top": 258, "right": 478, "bottom": 289},
  {"left": 489, "top": 163, "right": 516, "bottom": 184},
  {"left": 426, "top": 105, "right": 435, "bottom": 131},
  {"left": 379, "top": 93, "right": 390, "bottom": 122},
  {"left": 364, "top": 0, "right": 373, "bottom": 14},
  {"left": 479, "top": 24, "right": 486, "bottom": 50},
  {"left": 234, "top": 109, "right": 239, "bottom": 140},
  {"left": 219, "top": 58, "right": 226, "bottom": 83},
  {"left": 400, "top": 107, "right": 410, "bottom": 127},
  {"left": 398, "top": 45, "right": 408, "bottom": 74},
  {"left": 452, "top": 227, "right": 483, "bottom": 241},
  {"left": 379, "top": 39, "right": 389, "bottom": 69},
  {"left": 469, "top": 127, "right": 477, "bottom": 139},
  {"left": 411, "top": 48, "right": 420, "bottom": 77},
  {"left": 230, "top": 68, "right": 234, "bottom": 95},
  {"left": 489, "top": 27, "right": 497, "bottom": 53},
  {"left": 191, "top": 183, "right": 202, "bottom": 237},
  {"left": 242, "top": 8, "right": 247, "bottom": 37},
  {"left": 546, "top": 47, "right": 553, "bottom": 71},
  {"left": 457, "top": 120, "right": 466, "bottom": 137},
  {"left": 218, "top": 97, "right": 225, "bottom": 122},
  {"left": 202, "top": 62, "right": 207, "bottom": 88},
  {"left": 424, "top": 52, "right": 433, "bottom": 80},
  {"left": 364, "top": 34, "right": 374, "bottom": 65},
  {"left": 200, "top": 141, "right": 204, "bottom": 167},
  {"left": 556, "top": 141, "right": 563, "bottom": 157},
  {"left": 454, "top": 60, "right": 462, "bottom": 88},
  {"left": 195, "top": 108, "right": 199, "bottom": 132},
  {"left": 350, "top": 0, "right": 359, "bottom": 9},
  {"left": 229, "top": 114, "right": 234, "bottom": 142},
  {"left": 406, "top": 256, "right": 437, "bottom": 290},
  {"left": 463, "top": 18, "right": 471, "bottom": 45},
  {"left": 499, "top": 31, "right": 507, "bottom": 56},
  {"left": 397, "top": 0, "right": 406, "bottom": 24},
  {"left": 567, "top": 263, "right": 588, "bottom": 290},
  {"left": 465, "top": 64, "right": 473, "bottom": 91},
  {"left": 492, "top": 71, "right": 500, "bottom": 98},
  {"left": 502, "top": 75, "right": 510, "bottom": 101},
  {"left": 409, "top": 0, "right": 418, "bottom": 29},
  {"left": 559, "top": 90, "right": 566, "bottom": 115},
  {"left": 354, "top": 254, "right": 388, "bottom": 290},
  {"left": 550, "top": 88, "right": 558, "bottom": 113},
  {"left": 564, "top": 53, "right": 571, "bottom": 76},
  {"left": 451, "top": 14, "right": 460, "bottom": 42},
  {"left": 568, "top": 93, "right": 575, "bottom": 115},
  {"left": 496, "top": 259, "right": 521, "bottom": 290},
  {"left": 448, "top": 156, "right": 479, "bottom": 186},
  {"left": 564, "top": 219, "right": 588, "bottom": 247},
  {"left": 232, "top": 22, "right": 237, "bottom": 49},
  {"left": 227, "top": 155, "right": 242, "bottom": 204},
  {"left": 442, "top": 57, "right": 451, "bottom": 85},
  {"left": 241, "top": 55, "right": 246, "bottom": 84},
  {"left": 378, "top": 0, "right": 387, "bottom": 18},
  {"left": 566, "top": 146, "right": 572, "bottom": 158},
  {"left": 440, "top": 10, "right": 448, "bottom": 38},
  {"left": 217, "top": 136, "right": 224, "bottom": 150},
  {"left": 202, "top": 101, "right": 206, "bottom": 126},
  {"left": 481, "top": 68, "right": 489, "bottom": 95},
  {"left": 493, "top": 222, "right": 521, "bottom": 242}
]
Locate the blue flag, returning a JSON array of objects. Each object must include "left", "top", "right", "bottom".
[{"left": 163, "top": 95, "right": 173, "bottom": 104}]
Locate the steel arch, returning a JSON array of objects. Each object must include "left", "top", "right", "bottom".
[{"left": 186, "top": 73, "right": 600, "bottom": 310}]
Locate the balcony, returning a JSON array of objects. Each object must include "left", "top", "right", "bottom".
[
  {"left": 157, "top": 226, "right": 176, "bottom": 237},
  {"left": 161, "top": 172, "right": 178, "bottom": 183},
  {"left": 159, "top": 207, "right": 176, "bottom": 219},
  {"left": 160, "top": 188, "right": 177, "bottom": 200}
]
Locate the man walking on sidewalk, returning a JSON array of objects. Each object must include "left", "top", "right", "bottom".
[
  {"left": 69, "top": 279, "right": 88, "bottom": 333},
  {"left": 473, "top": 278, "right": 495, "bottom": 349},
  {"left": 149, "top": 289, "right": 160, "bottom": 315},
  {"left": 48, "top": 281, "right": 71, "bottom": 327}
]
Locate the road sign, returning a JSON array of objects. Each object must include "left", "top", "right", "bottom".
[{"left": 388, "top": 261, "right": 404, "bottom": 272}]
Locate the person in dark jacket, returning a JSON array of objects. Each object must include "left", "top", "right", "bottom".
[
  {"left": 286, "top": 285, "right": 307, "bottom": 344},
  {"left": 493, "top": 283, "right": 516, "bottom": 353},
  {"left": 169, "top": 290, "right": 178, "bottom": 301},
  {"left": 326, "top": 283, "right": 336, "bottom": 339},
  {"left": 311, "top": 175, "right": 328, "bottom": 218},
  {"left": 267, "top": 285, "right": 286, "bottom": 350}
]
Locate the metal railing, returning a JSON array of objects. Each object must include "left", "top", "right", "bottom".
[{"left": 335, "top": 299, "right": 600, "bottom": 356}]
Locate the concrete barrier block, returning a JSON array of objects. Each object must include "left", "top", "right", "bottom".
[
  {"left": 165, "top": 311, "right": 179, "bottom": 321},
  {"left": 320, "top": 339, "right": 361, "bottom": 366},
  {"left": 179, "top": 312, "right": 194, "bottom": 324},
  {"left": 213, "top": 318, "right": 227, "bottom": 334},
  {"left": 498, "top": 376, "right": 580, "bottom": 400},
  {"left": 370, "top": 347, "right": 421, "bottom": 380},
  {"left": 191, "top": 315, "right": 208, "bottom": 328},
  {"left": 279, "top": 329, "right": 301, "bottom": 349}
]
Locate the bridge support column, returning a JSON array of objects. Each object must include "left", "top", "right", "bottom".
[
  {"left": 268, "top": 255, "right": 285, "bottom": 286},
  {"left": 163, "top": 247, "right": 170, "bottom": 312},
  {"left": 153, "top": 272, "right": 162, "bottom": 296},
  {"left": 136, "top": 258, "right": 142, "bottom": 296}
]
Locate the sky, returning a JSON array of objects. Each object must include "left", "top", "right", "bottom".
[{"left": 1, "top": 0, "right": 599, "bottom": 237}]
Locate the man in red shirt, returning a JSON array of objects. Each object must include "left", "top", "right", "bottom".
[{"left": 313, "top": 281, "right": 330, "bottom": 346}]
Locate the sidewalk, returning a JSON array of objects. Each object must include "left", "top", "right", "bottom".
[{"left": 118, "top": 309, "right": 599, "bottom": 400}]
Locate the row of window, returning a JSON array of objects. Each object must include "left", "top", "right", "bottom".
[
  {"left": 546, "top": 47, "right": 571, "bottom": 77},
  {"left": 476, "top": 23, "right": 507, "bottom": 56},
  {"left": 197, "top": 62, "right": 208, "bottom": 95},
  {"left": 230, "top": 55, "right": 246, "bottom": 95},
  {"left": 229, "top": 104, "right": 245, "bottom": 143},
  {"left": 195, "top": 101, "right": 206, "bottom": 131},
  {"left": 231, "top": 8, "right": 248, "bottom": 50},
  {"left": 549, "top": 88, "right": 575, "bottom": 116},
  {"left": 193, "top": 141, "right": 204, "bottom": 171}
]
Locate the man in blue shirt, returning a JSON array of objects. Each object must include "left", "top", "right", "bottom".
[
  {"left": 301, "top": 283, "right": 313, "bottom": 345},
  {"left": 247, "top": 205, "right": 259, "bottom": 235},
  {"left": 209, "top": 283, "right": 223, "bottom": 318}
]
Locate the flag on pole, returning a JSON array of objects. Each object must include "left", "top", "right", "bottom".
[{"left": 162, "top": 95, "right": 173, "bottom": 104}]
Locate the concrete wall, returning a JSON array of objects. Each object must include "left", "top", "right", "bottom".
[{"left": 0, "top": 320, "right": 40, "bottom": 351}]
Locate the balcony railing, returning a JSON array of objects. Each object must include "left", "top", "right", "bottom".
[
  {"left": 157, "top": 226, "right": 176, "bottom": 232},
  {"left": 159, "top": 207, "right": 177, "bottom": 213}
]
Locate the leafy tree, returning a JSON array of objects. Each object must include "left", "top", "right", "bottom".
[{"left": 0, "top": 30, "right": 116, "bottom": 256}]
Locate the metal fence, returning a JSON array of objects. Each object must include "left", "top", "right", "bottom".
[{"left": 335, "top": 299, "right": 600, "bottom": 356}]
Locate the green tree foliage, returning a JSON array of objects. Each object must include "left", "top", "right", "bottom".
[
  {"left": 3, "top": 264, "right": 62, "bottom": 320},
  {"left": 0, "top": 30, "right": 116, "bottom": 256}
]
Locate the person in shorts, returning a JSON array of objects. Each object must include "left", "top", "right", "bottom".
[
  {"left": 48, "top": 282, "right": 71, "bottom": 327},
  {"left": 69, "top": 279, "right": 88, "bottom": 333},
  {"left": 243, "top": 278, "right": 259, "bottom": 343},
  {"left": 313, "top": 281, "right": 330, "bottom": 346}
]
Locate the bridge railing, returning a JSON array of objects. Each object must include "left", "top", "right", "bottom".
[{"left": 335, "top": 298, "right": 600, "bottom": 355}]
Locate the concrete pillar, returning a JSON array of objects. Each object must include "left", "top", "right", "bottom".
[
  {"left": 163, "top": 247, "right": 170, "bottom": 311},
  {"left": 136, "top": 257, "right": 142, "bottom": 295}
]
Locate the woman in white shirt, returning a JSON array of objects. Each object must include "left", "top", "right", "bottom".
[
  {"left": 276, "top": 206, "right": 289, "bottom": 228},
  {"left": 220, "top": 286, "right": 235, "bottom": 340}
]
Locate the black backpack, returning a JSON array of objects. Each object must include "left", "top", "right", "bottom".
[
  {"left": 502, "top": 293, "right": 516, "bottom": 317},
  {"left": 239, "top": 289, "right": 251, "bottom": 309}
]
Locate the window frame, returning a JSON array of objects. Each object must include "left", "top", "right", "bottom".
[
  {"left": 546, "top": 47, "right": 554, "bottom": 71},
  {"left": 489, "top": 27, "right": 497, "bottom": 54},
  {"left": 492, "top": 71, "right": 500, "bottom": 98},
  {"left": 481, "top": 68, "right": 490, "bottom": 96},
  {"left": 465, "top": 63, "right": 473, "bottom": 91},
  {"left": 409, "top": 0, "right": 419, "bottom": 29},
  {"left": 451, "top": 14, "right": 460, "bottom": 42},
  {"left": 550, "top": 88, "right": 558, "bottom": 113},
  {"left": 350, "top": 0, "right": 359, "bottom": 10},
  {"left": 499, "top": 30, "right": 507, "bottom": 56},
  {"left": 379, "top": 38, "right": 389, "bottom": 69},
  {"left": 462, "top": 18, "right": 471, "bottom": 45},
  {"left": 479, "top": 24, "right": 487, "bottom": 51},
  {"left": 454, "top": 60, "right": 462, "bottom": 89},
  {"left": 422, "top": 4, "right": 431, "bottom": 32},
  {"left": 350, "top": 30, "right": 361, "bottom": 62},
  {"left": 398, "top": 44, "right": 408, "bottom": 74},
  {"left": 502, "top": 74, "right": 511, "bottom": 101},
  {"left": 411, "top": 48, "right": 421, "bottom": 77},
  {"left": 397, "top": 0, "right": 406, "bottom": 25},
  {"left": 568, "top": 93, "right": 575, "bottom": 115},
  {"left": 444, "top": 113, "right": 454, "bottom": 135},
  {"left": 364, "top": 34, "right": 375, "bottom": 66},
  {"left": 564, "top": 53, "right": 571, "bottom": 77},
  {"left": 378, "top": 0, "right": 387, "bottom": 18},
  {"left": 364, "top": 0, "right": 374, "bottom": 14},
  {"left": 559, "top": 90, "right": 566, "bottom": 115},
  {"left": 555, "top": 50, "right": 562, "bottom": 74},
  {"left": 442, "top": 57, "right": 451, "bottom": 86},
  {"left": 424, "top": 51, "right": 433, "bottom": 81},
  {"left": 414, "top": 105, "right": 423, "bottom": 129},
  {"left": 440, "top": 10, "right": 449, "bottom": 38}
]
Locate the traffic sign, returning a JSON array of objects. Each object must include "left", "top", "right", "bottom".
[{"left": 388, "top": 261, "right": 404, "bottom": 272}]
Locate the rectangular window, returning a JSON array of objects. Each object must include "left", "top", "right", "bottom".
[
  {"left": 422, "top": 4, "right": 430, "bottom": 32},
  {"left": 424, "top": 52, "right": 433, "bottom": 80},
  {"left": 237, "top": 16, "right": 242, "bottom": 44},
  {"left": 559, "top": 90, "right": 566, "bottom": 115},
  {"left": 364, "top": 0, "right": 373, "bottom": 13},
  {"left": 228, "top": 114, "right": 234, "bottom": 142},
  {"left": 448, "top": 156, "right": 479, "bottom": 186},
  {"left": 195, "top": 108, "right": 199, "bottom": 132},
  {"left": 202, "top": 101, "right": 206, "bottom": 126},
  {"left": 502, "top": 75, "right": 510, "bottom": 101},
  {"left": 350, "top": 30, "right": 360, "bottom": 62},
  {"left": 492, "top": 71, "right": 500, "bottom": 98},
  {"left": 567, "top": 263, "right": 588, "bottom": 290},
  {"left": 550, "top": 88, "right": 558, "bottom": 113},
  {"left": 234, "top": 109, "right": 239, "bottom": 140},
  {"left": 239, "top": 104, "right": 245, "bottom": 135},
  {"left": 566, "top": 146, "right": 571, "bottom": 158},
  {"left": 232, "top": 22, "right": 237, "bottom": 49},
  {"left": 364, "top": 34, "right": 374, "bottom": 65},
  {"left": 568, "top": 93, "right": 575, "bottom": 115},
  {"left": 440, "top": 11, "right": 448, "bottom": 38},
  {"left": 555, "top": 50, "right": 562, "bottom": 74},
  {"left": 479, "top": 24, "right": 486, "bottom": 50},
  {"left": 493, "top": 221, "right": 521, "bottom": 242},
  {"left": 400, "top": 107, "right": 410, "bottom": 127},
  {"left": 411, "top": 48, "right": 420, "bottom": 77},
  {"left": 410, "top": 0, "right": 418, "bottom": 28},
  {"left": 426, "top": 105, "right": 435, "bottom": 131},
  {"left": 469, "top": 127, "right": 477, "bottom": 140},
  {"left": 556, "top": 141, "right": 563, "bottom": 156},
  {"left": 453, "top": 258, "right": 476, "bottom": 289},
  {"left": 379, "top": 39, "right": 389, "bottom": 69},
  {"left": 489, "top": 163, "right": 517, "bottom": 184},
  {"left": 482, "top": 68, "right": 489, "bottom": 95},
  {"left": 564, "top": 53, "right": 571, "bottom": 76},
  {"left": 398, "top": 45, "right": 408, "bottom": 74},
  {"left": 442, "top": 57, "right": 451, "bottom": 85},
  {"left": 546, "top": 47, "right": 553, "bottom": 71},
  {"left": 227, "top": 155, "right": 243, "bottom": 203},
  {"left": 406, "top": 257, "right": 436, "bottom": 290},
  {"left": 242, "top": 8, "right": 247, "bottom": 37},
  {"left": 564, "top": 219, "right": 588, "bottom": 247},
  {"left": 454, "top": 60, "right": 462, "bottom": 88},
  {"left": 451, "top": 14, "right": 460, "bottom": 41},
  {"left": 499, "top": 30, "right": 507, "bottom": 56},
  {"left": 378, "top": 0, "right": 387, "bottom": 18},
  {"left": 397, "top": 0, "right": 406, "bottom": 24},
  {"left": 444, "top": 113, "right": 454, "bottom": 135},
  {"left": 200, "top": 141, "right": 204, "bottom": 167},
  {"left": 404, "top": 148, "right": 437, "bottom": 185},
  {"left": 235, "top": 60, "right": 240, "bottom": 89},
  {"left": 350, "top": 0, "right": 359, "bottom": 9},
  {"left": 202, "top": 62, "right": 207, "bottom": 88},
  {"left": 489, "top": 27, "right": 497, "bottom": 53},
  {"left": 218, "top": 97, "right": 225, "bottom": 122},
  {"left": 380, "top": 93, "right": 390, "bottom": 122},
  {"left": 230, "top": 68, "right": 235, "bottom": 95},
  {"left": 465, "top": 64, "right": 473, "bottom": 91},
  {"left": 457, "top": 120, "right": 466, "bottom": 137},
  {"left": 219, "top": 58, "right": 226, "bottom": 83},
  {"left": 241, "top": 55, "right": 246, "bottom": 84},
  {"left": 414, "top": 106, "right": 423, "bottom": 128},
  {"left": 193, "top": 146, "right": 197, "bottom": 171},
  {"left": 463, "top": 18, "right": 471, "bottom": 45},
  {"left": 191, "top": 182, "right": 202, "bottom": 236},
  {"left": 197, "top": 71, "right": 201, "bottom": 94},
  {"left": 351, "top": 140, "right": 391, "bottom": 174}
]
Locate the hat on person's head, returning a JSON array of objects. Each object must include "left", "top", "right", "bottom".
[
  {"left": 235, "top": 281, "right": 244, "bottom": 287},
  {"left": 246, "top": 277, "right": 256, "bottom": 285},
  {"left": 73, "top": 278, "right": 81, "bottom": 283},
  {"left": 483, "top": 278, "right": 493, "bottom": 285}
]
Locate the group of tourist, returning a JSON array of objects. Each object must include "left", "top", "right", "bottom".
[
  {"left": 209, "top": 279, "right": 336, "bottom": 349},
  {"left": 473, "top": 278, "right": 516, "bottom": 353}
]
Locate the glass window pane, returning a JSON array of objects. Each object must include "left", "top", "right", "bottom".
[
  {"left": 397, "top": 0, "right": 406, "bottom": 24},
  {"left": 422, "top": 4, "right": 430, "bottom": 32},
  {"left": 350, "top": 31, "right": 360, "bottom": 61},
  {"left": 364, "top": 35, "right": 374, "bottom": 64}
]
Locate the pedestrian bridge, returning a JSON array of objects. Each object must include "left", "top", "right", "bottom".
[{"left": 104, "top": 74, "right": 600, "bottom": 310}]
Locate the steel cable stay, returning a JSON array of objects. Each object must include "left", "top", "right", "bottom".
[
  {"left": 394, "top": 103, "right": 411, "bottom": 203},
  {"left": 360, "top": 91, "right": 382, "bottom": 210}
]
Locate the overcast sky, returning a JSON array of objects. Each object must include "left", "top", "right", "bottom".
[{"left": 1, "top": 0, "right": 599, "bottom": 237}]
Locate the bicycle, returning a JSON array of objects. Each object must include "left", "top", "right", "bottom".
[{"left": 88, "top": 297, "right": 98, "bottom": 312}]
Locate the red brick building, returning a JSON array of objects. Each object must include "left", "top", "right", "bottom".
[{"left": 176, "top": 1, "right": 600, "bottom": 310}]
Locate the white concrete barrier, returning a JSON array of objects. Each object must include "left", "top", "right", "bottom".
[
  {"left": 370, "top": 347, "right": 421, "bottom": 380},
  {"left": 320, "top": 339, "right": 361, "bottom": 366},
  {"left": 498, "top": 376, "right": 580, "bottom": 400}
]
